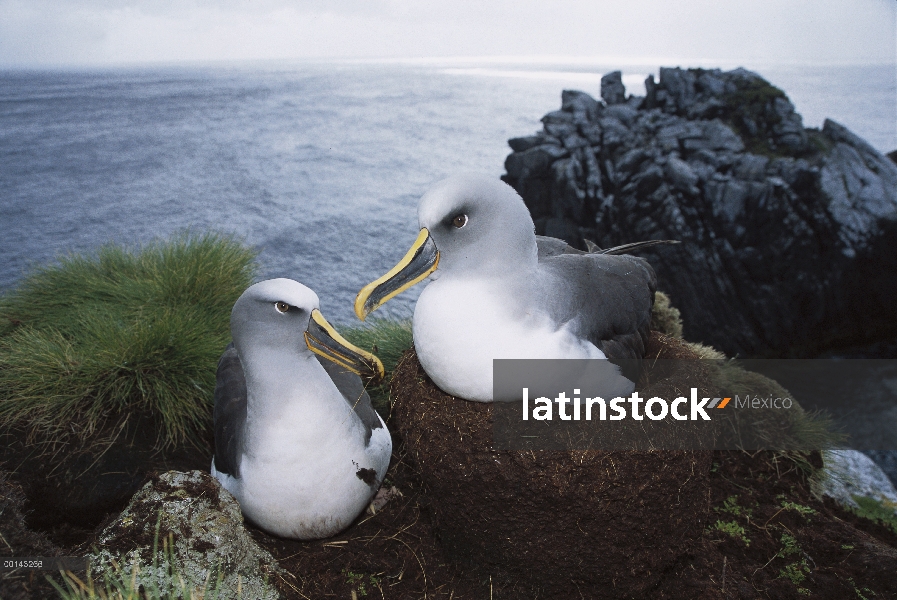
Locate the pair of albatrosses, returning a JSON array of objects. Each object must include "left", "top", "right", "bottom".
[{"left": 212, "top": 173, "right": 664, "bottom": 539}]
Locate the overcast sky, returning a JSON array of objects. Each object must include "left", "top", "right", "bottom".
[{"left": 0, "top": 0, "right": 894, "bottom": 68}]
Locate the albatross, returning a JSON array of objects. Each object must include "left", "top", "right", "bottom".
[
  {"left": 211, "top": 278, "right": 391, "bottom": 540},
  {"left": 354, "top": 173, "right": 672, "bottom": 402}
]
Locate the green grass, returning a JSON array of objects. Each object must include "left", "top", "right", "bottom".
[
  {"left": 0, "top": 233, "right": 256, "bottom": 450},
  {"left": 342, "top": 318, "right": 413, "bottom": 415}
]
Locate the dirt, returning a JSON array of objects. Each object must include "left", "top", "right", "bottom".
[
  {"left": 0, "top": 413, "right": 213, "bottom": 546},
  {"left": 1, "top": 334, "right": 896, "bottom": 599},
  {"left": 0, "top": 472, "right": 65, "bottom": 600}
]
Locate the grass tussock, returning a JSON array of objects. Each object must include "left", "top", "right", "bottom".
[
  {"left": 692, "top": 345, "right": 843, "bottom": 478},
  {"left": 0, "top": 233, "right": 256, "bottom": 450},
  {"left": 710, "top": 358, "right": 842, "bottom": 454},
  {"left": 651, "top": 291, "right": 683, "bottom": 339},
  {"left": 342, "top": 318, "right": 413, "bottom": 414}
]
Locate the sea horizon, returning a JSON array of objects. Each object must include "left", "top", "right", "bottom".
[{"left": 2, "top": 59, "right": 895, "bottom": 325}]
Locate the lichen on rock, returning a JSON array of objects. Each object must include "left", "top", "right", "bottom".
[{"left": 91, "top": 470, "right": 283, "bottom": 600}]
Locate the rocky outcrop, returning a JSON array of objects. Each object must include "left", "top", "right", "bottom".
[
  {"left": 91, "top": 470, "right": 282, "bottom": 600},
  {"left": 502, "top": 68, "right": 897, "bottom": 357}
]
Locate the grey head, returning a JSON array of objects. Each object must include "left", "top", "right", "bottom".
[{"left": 417, "top": 173, "right": 539, "bottom": 278}]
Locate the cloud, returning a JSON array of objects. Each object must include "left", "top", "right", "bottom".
[{"left": 0, "top": 0, "right": 893, "bottom": 67}]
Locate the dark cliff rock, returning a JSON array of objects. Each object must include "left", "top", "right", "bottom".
[{"left": 502, "top": 67, "right": 897, "bottom": 357}]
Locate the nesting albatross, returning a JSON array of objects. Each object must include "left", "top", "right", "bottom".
[
  {"left": 355, "top": 173, "right": 671, "bottom": 402},
  {"left": 211, "top": 278, "right": 391, "bottom": 540}
]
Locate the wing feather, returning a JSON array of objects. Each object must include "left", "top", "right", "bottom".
[{"left": 213, "top": 343, "right": 247, "bottom": 478}]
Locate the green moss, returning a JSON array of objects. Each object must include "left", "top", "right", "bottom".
[
  {"left": 848, "top": 495, "right": 897, "bottom": 535},
  {"left": 848, "top": 577, "right": 877, "bottom": 599},
  {"left": 775, "top": 533, "right": 811, "bottom": 594},
  {"left": 716, "top": 495, "right": 752, "bottom": 519},
  {"left": 0, "top": 233, "right": 257, "bottom": 450},
  {"left": 343, "top": 569, "right": 382, "bottom": 597},
  {"left": 779, "top": 499, "right": 817, "bottom": 518},
  {"left": 709, "top": 519, "right": 750, "bottom": 545}
]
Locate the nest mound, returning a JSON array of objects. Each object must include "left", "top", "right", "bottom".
[{"left": 391, "top": 332, "right": 720, "bottom": 598}]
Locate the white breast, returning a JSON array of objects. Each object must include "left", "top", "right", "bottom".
[
  {"left": 218, "top": 380, "right": 391, "bottom": 540},
  {"left": 413, "top": 277, "right": 607, "bottom": 402}
]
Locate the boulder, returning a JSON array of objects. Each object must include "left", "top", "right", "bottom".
[
  {"left": 818, "top": 449, "right": 897, "bottom": 516},
  {"left": 502, "top": 67, "right": 897, "bottom": 358},
  {"left": 390, "top": 332, "right": 717, "bottom": 598},
  {"left": 91, "top": 470, "right": 283, "bottom": 600},
  {"left": 866, "top": 450, "right": 897, "bottom": 488}
]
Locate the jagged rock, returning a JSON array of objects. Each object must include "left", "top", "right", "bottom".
[
  {"left": 502, "top": 67, "right": 897, "bottom": 358},
  {"left": 600, "top": 70, "right": 626, "bottom": 105},
  {"left": 818, "top": 449, "right": 897, "bottom": 516},
  {"left": 91, "top": 470, "right": 283, "bottom": 600}
]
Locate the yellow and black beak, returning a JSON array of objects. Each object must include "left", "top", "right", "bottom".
[
  {"left": 305, "top": 309, "right": 385, "bottom": 382},
  {"left": 354, "top": 228, "right": 439, "bottom": 321}
]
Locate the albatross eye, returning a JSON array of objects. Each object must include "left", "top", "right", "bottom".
[
  {"left": 452, "top": 214, "right": 468, "bottom": 228},
  {"left": 274, "top": 301, "right": 291, "bottom": 313}
]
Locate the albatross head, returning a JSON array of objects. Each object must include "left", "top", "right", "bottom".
[
  {"left": 233, "top": 278, "right": 383, "bottom": 381},
  {"left": 355, "top": 174, "right": 538, "bottom": 320}
]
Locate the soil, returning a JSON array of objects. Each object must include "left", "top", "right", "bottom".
[
  {"left": 0, "top": 413, "right": 213, "bottom": 546},
  {"left": 385, "top": 333, "right": 722, "bottom": 598},
  {"left": 1, "top": 334, "right": 896, "bottom": 599}
]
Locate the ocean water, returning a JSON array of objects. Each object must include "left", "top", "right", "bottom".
[{"left": 1, "top": 61, "right": 895, "bottom": 326}]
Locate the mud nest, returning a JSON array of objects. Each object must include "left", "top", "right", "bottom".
[{"left": 390, "top": 332, "right": 720, "bottom": 598}]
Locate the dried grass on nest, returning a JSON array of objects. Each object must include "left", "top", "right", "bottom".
[{"left": 651, "top": 290, "right": 842, "bottom": 474}]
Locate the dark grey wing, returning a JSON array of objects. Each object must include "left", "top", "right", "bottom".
[
  {"left": 315, "top": 356, "right": 383, "bottom": 445},
  {"left": 543, "top": 252, "right": 657, "bottom": 380},
  {"left": 213, "top": 343, "right": 247, "bottom": 478},
  {"left": 536, "top": 235, "right": 585, "bottom": 258}
]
